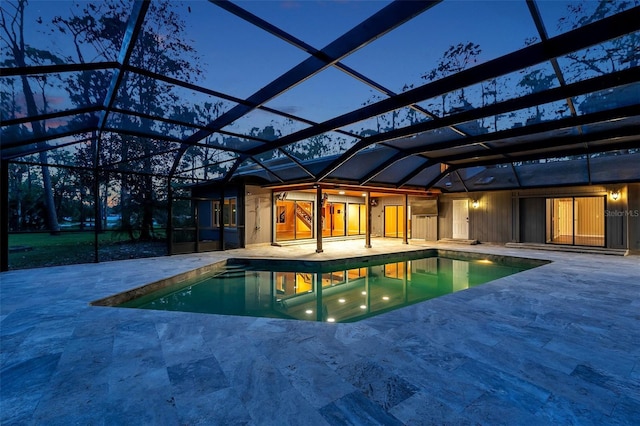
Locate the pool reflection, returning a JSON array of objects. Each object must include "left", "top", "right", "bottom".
[{"left": 125, "top": 256, "right": 528, "bottom": 323}]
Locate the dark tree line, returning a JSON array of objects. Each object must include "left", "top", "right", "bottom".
[{"left": 2, "top": 0, "right": 221, "bottom": 237}]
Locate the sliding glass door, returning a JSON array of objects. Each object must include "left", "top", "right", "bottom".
[
  {"left": 384, "top": 205, "right": 405, "bottom": 238},
  {"left": 546, "top": 197, "right": 605, "bottom": 247},
  {"left": 322, "top": 203, "right": 346, "bottom": 237},
  {"left": 276, "top": 200, "right": 313, "bottom": 241}
]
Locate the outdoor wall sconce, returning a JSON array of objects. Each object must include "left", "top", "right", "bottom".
[
  {"left": 611, "top": 190, "right": 620, "bottom": 201},
  {"left": 472, "top": 200, "right": 480, "bottom": 209}
]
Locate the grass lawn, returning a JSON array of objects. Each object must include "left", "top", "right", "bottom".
[{"left": 8, "top": 231, "right": 167, "bottom": 270}]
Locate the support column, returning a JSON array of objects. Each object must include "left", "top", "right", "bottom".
[
  {"left": 93, "top": 165, "right": 100, "bottom": 263},
  {"left": 316, "top": 186, "right": 323, "bottom": 253},
  {"left": 1, "top": 160, "right": 9, "bottom": 271},
  {"left": 315, "top": 272, "right": 323, "bottom": 322},
  {"left": 194, "top": 201, "right": 200, "bottom": 253},
  {"left": 628, "top": 184, "right": 640, "bottom": 254},
  {"left": 365, "top": 267, "right": 371, "bottom": 314},
  {"left": 403, "top": 261, "right": 408, "bottom": 303},
  {"left": 239, "top": 184, "right": 246, "bottom": 248},
  {"left": 403, "top": 193, "right": 409, "bottom": 244},
  {"left": 271, "top": 192, "right": 278, "bottom": 245},
  {"left": 365, "top": 191, "right": 372, "bottom": 248},
  {"left": 219, "top": 189, "right": 225, "bottom": 251},
  {"left": 167, "top": 182, "right": 173, "bottom": 255}
]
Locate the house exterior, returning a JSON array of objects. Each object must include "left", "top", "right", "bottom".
[
  {"left": 3, "top": 1, "right": 639, "bottom": 271},
  {"left": 177, "top": 178, "right": 639, "bottom": 255}
]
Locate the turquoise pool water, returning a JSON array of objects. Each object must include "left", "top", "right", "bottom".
[{"left": 116, "top": 251, "right": 544, "bottom": 323}]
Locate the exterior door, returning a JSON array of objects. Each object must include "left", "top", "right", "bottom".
[
  {"left": 452, "top": 199, "right": 469, "bottom": 239},
  {"left": 322, "top": 203, "right": 346, "bottom": 237},
  {"left": 275, "top": 200, "right": 313, "bottom": 241},
  {"left": 452, "top": 259, "right": 469, "bottom": 291}
]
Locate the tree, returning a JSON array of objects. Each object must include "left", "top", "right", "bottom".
[
  {"left": 1, "top": 0, "right": 61, "bottom": 233},
  {"left": 558, "top": 0, "right": 639, "bottom": 78},
  {"left": 250, "top": 125, "right": 281, "bottom": 164},
  {"left": 557, "top": 0, "right": 639, "bottom": 117},
  {"left": 48, "top": 0, "right": 203, "bottom": 240},
  {"left": 479, "top": 77, "right": 502, "bottom": 132},
  {"left": 360, "top": 84, "right": 429, "bottom": 138},
  {"left": 422, "top": 42, "right": 482, "bottom": 116},
  {"left": 517, "top": 69, "right": 556, "bottom": 124}
]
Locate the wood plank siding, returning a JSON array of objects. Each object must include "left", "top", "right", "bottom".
[
  {"left": 519, "top": 198, "right": 546, "bottom": 244},
  {"left": 438, "top": 184, "right": 638, "bottom": 250}
]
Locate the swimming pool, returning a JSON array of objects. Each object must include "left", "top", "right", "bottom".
[{"left": 96, "top": 250, "right": 547, "bottom": 323}]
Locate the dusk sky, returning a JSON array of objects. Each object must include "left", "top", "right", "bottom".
[{"left": 11, "top": 0, "right": 599, "bottom": 136}]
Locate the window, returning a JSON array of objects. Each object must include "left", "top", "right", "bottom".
[
  {"left": 212, "top": 201, "right": 221, "bottom": 227},
  {"left": 224, "top": 198, "right": 237, "bottom": 227},
  {"left": 384, "top": 261, "right": 410, "bottom": 280},
  {"left": 275, "top": 272, "right": 313, "bottom": 298},
  {"left": 215, "top": 198, "right": 237, "bottom": 228}
]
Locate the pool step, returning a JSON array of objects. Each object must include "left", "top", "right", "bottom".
[
  {"left": 213, "top": 269, "right": 262, "bottom": 279},
  {"left": 438, "top": 238, "right": 479, "bottom": 245},
  {"left": 505, "top": 242, "right": 627, "bottom": 256},
  {"left": 222, "top": 263, "right": 248, "bottom": 270}
]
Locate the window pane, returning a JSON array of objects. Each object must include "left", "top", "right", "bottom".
[
  {"left": 574, "top": 197, "right": 604, "bottom": 247},
  {"left": 348, "top": 204, "right": 360, "bottom": 236}
]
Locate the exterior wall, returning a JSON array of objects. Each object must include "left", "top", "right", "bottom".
[
  {"left": 438, "top": 191, "right": 512, "bottom": 243},
  {"left": 469, "top": 191, "right": 513, "bottom": 243},
  {"left": 240, "top": 183, "right": 639, "bottom": 250},
  {"left": 519, "top": 197, "right": 545, "bottom": 244},
  {"left": 628, "top": 183, "right": 640, "bottom": 253},
  {"left": 370, "top": 199, "right": 384, "bottom": 237},
  {"left": 605, "top": 185, "right": 628, "bottom": 250},
  {"left": 191, "top": 185, "right": 242, "bottom": 249},
  {"left": 196, "top": 199, "right": 218, "bottom": 241},
  {"left": 245, "top": 185, "right": 272, "bottom": 246},
  {"left": 438, "top": 184, "right": 639, "bottom": 250},
  {"left": 438, "top": 197, "right": 453, "bottom": 239}
]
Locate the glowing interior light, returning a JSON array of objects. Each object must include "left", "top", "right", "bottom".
[
  {"left": 338, "top": 191, "right": 345, "bottom": 195},
  {"left": 360, "top": 305, "right": 367, "bottom": 310},
  {"left": 361, "top": 291, "right": 367, "bottom": 295},
  {"left": 382, "top": 296, "right": 390, "bottom": 301},
  {"left": 327, "top": 318, "right": 336, "bottom": 323},
  {"left": 338, "top": 298, "right": 346, "bottom": 303},
  {"left": 305, "top": 309, "right": 313, "bottom": 314}
]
